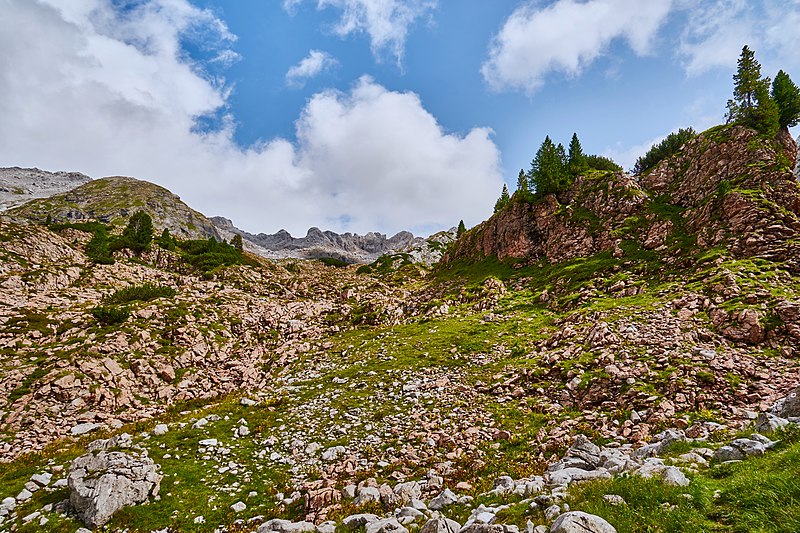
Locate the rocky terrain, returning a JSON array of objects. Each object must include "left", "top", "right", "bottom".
[
  {"left": 0, "top": 123, "right": 799, "bottom": 532},
  {"left": 0, "top": 167, "right": 91, "bottom": 212}
]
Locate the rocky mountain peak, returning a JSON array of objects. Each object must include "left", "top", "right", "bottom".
[{"left": 0, "top": 167, "right": 91, "bottom": 212}]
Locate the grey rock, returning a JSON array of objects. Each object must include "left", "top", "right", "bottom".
[
  {"left": 258, "top": 519, "right": 317, "bottom": 533},
  {"left": 322, "top": 446, "right": 346, "bottom": 461},
  {"left": 342, "top": 484, "right": 357, "bottom": 500},
  {"left": 548, "top": 468, "right": 611, "bottom": 486},
  {"left": 0, "top": 496, "right": 16, "bottom": 515},
  {"left": 30, "top": 473, "right": 52, "bottom": 487},
  {"left": 492, "top": 476, "right": 515, "bottom": 494},
  {"left": 545, "top": 504, "right": 562, "bottom": 521},
  {"left": 730, "top": 438, "right": 765, "bottom": 457},
  {"left": 633, "top": 459, "right": 689, "bottom": 487},
  {"left": 87, "top": 433, "right": 133, "bottom": 452},
  {"left": 602, "top": 495, "right": 626, "bottom": 506},
  {"left": 16, "top": 488, "right": 33, "bottom": 502},
  {"left": 550, "top": 511, "right": 616, "bottom": 533},
  {"left": 713, "top": 446, "right": 744, "bottom": 462},
  {"left": 428, "top": 488, "right": 458, "bottom": 510},
  {"left": 152, "top": 424, "right": 169, "bottom": 436},
  {"left": 70, "top": 423, "right": 101, "bottom": 436},
  {"left": 316, "top": 522, "right": 337, "bottom": 533},
  {"left": 566, "top": 435, "right": 602, "bottom": 469},
  {"left": 754, "top": 412, "right": 788, "bottom": 434},
  {"left": 342, "top": 514, "right": 380, "bottom": 528},
  {"left": 231, "top": 501, "right": 246, "bottom": 513},
  {"left": 366, "top": 517, "right": 408, "bottom": 533},
  {"left": 355, "top": 486, "right": 381, "bottom": 506},
  {"left": 398, "top": 507, "right": 424, "bottom": 519},
  {"left": 420, "top": 517, "right": 461, "bottom": 533},
  {"left": 771, "top": 386, "right": 800, "bottom": 418},
  {"left": 68, "top": 451, "right": 162, "bottom": 528},
  {"left": 394, "top": 481, "right": 422, "bottom": 503}
]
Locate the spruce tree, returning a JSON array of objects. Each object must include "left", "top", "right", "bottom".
[
  {"left": 772, "top": 70, "right": 800, "bottom": 129},
  {"left": 727, "top": 45, "right": 779, "bottom": 134},
  {"left": 231, "top": 233, "right": 244, "bottom": 252},
  {"left": 120, "top": 211, "right": 153, "bottom": 252},
  {"left": 530, "top": 136, "right": 569, "bottom": 196},
  {"left": 456, "top": 220, "right": 466, "bottom": 237},
  {"left": 494, "top": 184, "right": 511, "bottom": 213},
  {"left": 567, "top": 133, "right": 587, "bottom": 175},
  {"left": 516, "top": 169, "right": 528, "bottom": 193}
]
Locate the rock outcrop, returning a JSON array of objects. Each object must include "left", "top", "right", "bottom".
[
  {"left": 68, "top": 449, "right": 162, "bottom": 528},
  {"left": 446, "top": 126, "right": 800, "bottom": 271}
]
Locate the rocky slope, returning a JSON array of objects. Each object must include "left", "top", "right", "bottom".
[
  {"left": 446, "top": 125, "right": 800, "bottom": 271},
  {"left": 0, "top": 167, "right": 91, "bottom": 212},
  {"left": 6, "top": 176, "right": 221, "bottom": 240},
  {"left": 0, "top": 124, "right": 799, "bottom": 532}
]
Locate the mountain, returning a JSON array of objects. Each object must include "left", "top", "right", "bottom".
[
  {"left": 212, "top": 216, "right": 454, "bottom": 264},
  {"left": 0, "top": 125, "right": 799, "bottom": 532},
  {"left": 5, "top": 175, "right": 221, "bottom": 240},
  {"left": 0, "top": 166, "right": 91, "bottom": 212}
]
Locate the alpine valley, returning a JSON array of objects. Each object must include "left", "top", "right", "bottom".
[{"left": 1, "top": 125, "right": 800, "bottom": 533}]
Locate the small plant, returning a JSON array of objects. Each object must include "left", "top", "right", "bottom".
[
  {"left": 318, "top": 257, "right": 349, "bottom": 268},
  {"left": 90, "top": 305, "right": 130, "bottom": 326},
  {"left": 104, "top": 283, "right": 176, "bottom": 304}
]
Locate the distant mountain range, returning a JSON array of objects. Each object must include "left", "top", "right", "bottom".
[{"left": 0, "top": 167, "right": 454, "bottom": 264}]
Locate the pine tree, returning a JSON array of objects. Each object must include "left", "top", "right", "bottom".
[
  {"left": 567, "top": 133, "right": 587, "bottom": 175},
  {"left": 516, "top": 169, "right": 528, "bottom": 193},
  {"left": 456, "top": 220, "right": 466, "bottom": 237},
  {"left": 494, "top": 184, "right": 511, "bottom": 213},
  {"left": 727, "top": 45, "right": 779, "bottom": 134},
  {"left": 772, "top": 70, "right": 800, "bottom": 129},
  {"left": 231, "top": 233, "right": 244, "bottom": 252},
  {"left": 157, "top": 228, "right": 175, "bottom": 250},
  {"left": 120, "top": 211, "right": 153, "bottom": 252},
  {"left": 530, "top": 136, "right": 570, "bottom": 196}
]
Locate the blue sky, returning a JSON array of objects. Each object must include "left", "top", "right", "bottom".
[{"left": 1, "top": 0, "right": 799, "bottom": 236}]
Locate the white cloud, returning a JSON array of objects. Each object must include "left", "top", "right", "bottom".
[
  {"left": 286, "top": 49, "right": 338, "bottom": 87},
  {"left": 482, "top": 0, "right": 673, "bottom": 93},
  {"left": 678, "top": 0, "right": 800, "bottom": 76},
  {"left": 285, "top": 0, "right": 437, "bottom": 64},
  {"left": 0, "top": 0, "right": 501, "bottom": 236}
]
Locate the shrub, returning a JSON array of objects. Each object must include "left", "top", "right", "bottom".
[
  {"left": 318, "top": 257, "right": 349, "bottom": 268},
  {"left": 633, "top": 128, "right": 697, "bottom": 175},
  {"left": 91, "top": 305, "right": 130, "bottom": 326},
  {"left": 177, "top": 237, "right": 243, "bottom": 274},
  {"left": 105, "top": 283, "right": 176, "bottom": 304},
  {"left": 585, "top": 154, "right": 623, "bottom": 172}
]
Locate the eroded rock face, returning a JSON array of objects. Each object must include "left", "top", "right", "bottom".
[
  {"left": 68, "top": 450, "right": 162, "bottom": 528},
  {"left": 446, "top": 126, "right": 800, "bottom": 272}
]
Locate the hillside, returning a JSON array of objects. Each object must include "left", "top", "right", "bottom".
[
  {"left": 0, "top": 125, "right": 798, "bottom": 532},
  {"left": 6, "top": 176, "right": 221, "bottom": 241},
  {"left": 0, "top": 167, "right": 91, "bottom": 212}
]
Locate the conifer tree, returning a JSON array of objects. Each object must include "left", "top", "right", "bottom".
[
  {"left": 567, "top": 133, "right": 587, "bottom": 175},
  {"left": 120, "top": 211, "right": 153, "bottom": 252},
  {"left": 456, "top": 220, "right": 466, "bottom": 237},
  {"left": 516, "top": 169, "right": 528, "bottom": 193},
  {"left": 726, "top": 45, "right": 779, "bottom": 134},
  {"left": 529, "top": 136, "right": 569, "bottom": 196},
  {"left": 494, "top": 184, "right": 511, "bottom": 213},
  {"left": 772, "top": 70, "right": 800, "bottom": 129},
  {"left": 231, "top": 233, "right": 244, "bottom": 252}
]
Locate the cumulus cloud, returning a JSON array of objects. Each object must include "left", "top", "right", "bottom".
[
  {"left": 286, "top": 49, "right": 339, "bottom": 87},
  {"left": 285, "top": 0, "right": 437, "bottom": 64},
  {"left": 0, "top": 0, "right": 500, "bottom": 236},
  {"left": 678, "top": 0, "right": 800, "bottom": 75},
  {"left": 482, "top": 0, "right": 673, "bottom": 93}
]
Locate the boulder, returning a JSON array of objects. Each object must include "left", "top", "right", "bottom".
[
  {"left": 419, "top": 517, "right": 461, "bottom": 533},
  {"left": 754, "top": 412, "right": 789, "bottom": 434},
  {"left": 428, "top": 488, "right": 458, "bottom": 510},
  {"left": 771, "top": 386, "right": 800, "bottom": 418},
  {"left": 68, "top": 451, "right": 162, "bottom": 528},
  {"left": 550, "top": 511, "right": 616, "bottom": 533},
  {"left": 365, "top": 517, "right": 408, "bottom": 533},
  {"left": 258, "top": 519, "right": 317, "bottom": 533}
]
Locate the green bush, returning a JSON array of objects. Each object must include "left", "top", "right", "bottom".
[
  {"left": 318, "top": 257, "right": 349, "bottom": 268},
  {"left": 90, "top": 305, "right": 130, "bottom": 326},
  {"left": 50, "top": 221, "right": 114, "bottom": 263},
  {"left": 105, "top": 283, "right": 176, "bottom": 304},
  {"left": 633, "top": 128, "right": 697, "bottom": 175},
  {"left": 178, "top": 237, "right": 243, "bottom": 274}
]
